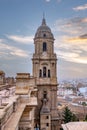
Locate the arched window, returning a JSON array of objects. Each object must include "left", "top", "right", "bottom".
[
  {"left": 48, "top": 70, "right": 50, "bottom": 77},
  {"left": 39, "top": 69, "right": 42, "bottom": 77},
  {"left": 43, "top": 91, "right": 47, "bottom": 99},
  {"left": 43, "top": 42, "right": 47, "bottom": 52},
  {"left": 43, "top": 34, "right": 46, "bottom": 37},
  {"left": 43, "top": 67, "right": 46, "bottom": 77}
]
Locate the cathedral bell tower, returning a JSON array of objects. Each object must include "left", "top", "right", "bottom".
[{"left": 32, "top": 17, "right": 59, "bottom": 130}]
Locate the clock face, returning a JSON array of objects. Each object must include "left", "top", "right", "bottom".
[{"left": 42, "top": 52, "right": 47, "bottom": 57}]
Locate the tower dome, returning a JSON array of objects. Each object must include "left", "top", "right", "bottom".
[{"left": 35, "top": 18, "right": 54, "bottom": 39}]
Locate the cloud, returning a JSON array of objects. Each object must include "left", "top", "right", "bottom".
[
  {"left": 80, "top": 18, "right": 87, "bottom": 23},
  {"left": 45, "top": 0, "right": 50, "bottom": 2},
  {"left": 6, "top": 35, "right": 33, "bottom": 44},
  {"left": 66, "top": 35, "right": 87, "bottom": 46},
  {"left": 0, "top": 38, "right": 5, "bottom": 43},
  {"left": 0, "top": 40, "right": 30, "bottom": 58},
  {"left": 10, "top": 49, "right": 29, "bottom": 57},
  {"left": 56, "top": 50, "right": 87, "bottom": 64},
  {"left": 73, "top": 4, "right": 87, "bottom": 11},
  {"left": 54, "top": 17, "right": 87, "bottom": 36},
  {"left": 54, "top": 17, "right": 87, "bottom": 65},
  {"left": 79, "top": 34, "right": 87, "bottom": 39},
  {"left": 57, "top": 0, "right": 61, "bottom": 3},
  {"left": 54, "top": 34, "right": 87, "bottom": 64},
  {"left": 45, "top": 0, "right": 61, "bottom": 2}
]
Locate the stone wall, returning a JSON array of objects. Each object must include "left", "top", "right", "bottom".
[{"left": 0, "top": 96, "right": 20, "bottom": 130}]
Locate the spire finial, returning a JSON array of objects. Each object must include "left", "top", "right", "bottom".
[
  {"left": 42, "top": 13, "right": 46, "bottom": 26},
  {"left": 43, "top": 12, "right": 45, "bottom": 19}
]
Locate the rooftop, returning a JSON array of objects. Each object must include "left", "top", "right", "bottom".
[{"left": 62, "top": 122, "right": 87, "bottom": 130}]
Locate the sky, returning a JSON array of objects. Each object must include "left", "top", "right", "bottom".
[{"left": 0, "top": 0, "right": 87, "bottom": 81}]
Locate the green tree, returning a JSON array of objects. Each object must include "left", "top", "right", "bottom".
[
  {"left": 63, "top": 106, "right": 78, "bottom": 123},
  {"left": 63, "top": 106, "right": 73, "bottom": 123},
  {"left": 72, "top": 113, "right": 78, "bottom": 121}
]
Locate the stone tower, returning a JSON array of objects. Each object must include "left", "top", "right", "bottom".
[{"left": 32, "top": 17, "right": 59, "bottom": 130}]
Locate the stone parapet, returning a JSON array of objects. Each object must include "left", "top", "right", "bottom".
[
  {"left": 32, "top": 53, "right": 57, "bottom": 60},
  {"left": 0, "top": 95, "right": 20, "bottom": 130},
  {"left": 16, "top": 73, "right": 30, "bottom": 79},
  {"left": 16, "top": 73, "right": 36, "bottom": 95},
  {"left": 36, "top": 77, "right": 57, "bottom": 85}
]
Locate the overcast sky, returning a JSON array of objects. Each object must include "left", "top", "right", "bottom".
[{"left": 0, "top": 0, "right": 87, "bottom": 80}]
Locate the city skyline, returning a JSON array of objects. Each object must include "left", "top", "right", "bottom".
[{"left": 0, "top": 0, "right": 87, "bottom": 80}]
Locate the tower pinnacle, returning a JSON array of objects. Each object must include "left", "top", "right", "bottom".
[{"left": 42, "top": 13, "right": 46, "bottom": 26}]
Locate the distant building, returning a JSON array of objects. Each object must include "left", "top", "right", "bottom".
[{"left": 6, "top": 77, "right": 15, "bottom": 86}]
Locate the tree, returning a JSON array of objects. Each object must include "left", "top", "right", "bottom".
[
  {"left": 62, "top": 106, "right": 78, "bottom": 123},
  {"left": 72, "top": 113, "right": 78, "bottom": 121},
  {"left": 62, "top": 106, "right": 73, "bottom": 123}
]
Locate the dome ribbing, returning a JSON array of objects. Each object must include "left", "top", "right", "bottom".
[{"left": 35, "top": 18, "right": 54, "bottom": 39}]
